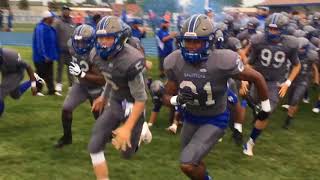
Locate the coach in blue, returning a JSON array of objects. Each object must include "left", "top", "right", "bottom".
[
  {"left": 156, "top": 18, "right": 177, "bottom": 78},
  {"left": 32, "top": 11, "right": 59, "bottom": 95}
]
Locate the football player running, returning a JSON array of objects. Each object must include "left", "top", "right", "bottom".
[
  {"left": 282, "top": 37, "right": 319, "bottom": 129},
  {"left": 242, "top": 13, "right": 301, "bottom": 156},
  {"left": 88, "top": 16, "right": 147, "bottom": 180},
  {"left": 162, "top": 14, "right": 270, "bottom": 180},
  {"left": 54, "top": 24, "right": 105, "bottom": 148},
  {"left": 0, "top": 47, "right": 42, "bottom": 117}
]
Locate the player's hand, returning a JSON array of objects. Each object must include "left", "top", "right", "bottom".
[
  {"left": 69, "top": 62, "right": 84, "bottom": 77},
  {"left": 145, "top": 60, "right": 153, "bottom": 70},
  {"left": 170, "top": 31, "right": 178, "bottom": 38},
  {"left": 91, "top": 96, "right": 106, "bottom": 113},
  {"left": 112, "top": 125, "right": 132, "bottom": 152},
  {"left": 177, "top": 91, "right": 194, "bottom": 105},
  {"left": 239, "top": 81, "right": 249, "bottom": 96},
  {"left": 31, "top": 87, "right": 37, "bottom": 96},
  {"left": 278, "top": 83, "right": 289, "bottom": 98}
]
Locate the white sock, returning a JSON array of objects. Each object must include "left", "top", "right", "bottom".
[{"left": 234, "top": 123, "right": 243, "bottom": 133}]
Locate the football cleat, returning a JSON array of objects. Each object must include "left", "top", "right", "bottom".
[
  {"left": 55, "top": 83, "right": 62, "bottom": 92},
  {"left": 166, "top": 124, "right": 178, "bottom": 134},
  {"left": 54, "top": 136, "right": 72, "bottom": 148},
  {"left": 281, "top": 104, "right": 289, "bottom": 109},
  {"left": 243, "top": 138, "right": 255, "bottom": 156},
  {"left": 55, "top": 91, "right": 63, "bottom": 96},
  {"left": 36, "top": 92, "right": 45, "bottom": 96},
  {"left": 302, "top": 98, "right": 310, "bottom": 104},
  {"left": 34, "top": 73, "right": 46, "bottom": 86},
  {"left": 312, "top": 107, "right": 320, "bottom": 113}
]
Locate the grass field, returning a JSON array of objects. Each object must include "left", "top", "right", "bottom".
[
  {"left": 0, "top": 46, "right": 319, "bottom": 180},
  {"left": 10, "top": 24, "right": 36, "bottom": 33}
]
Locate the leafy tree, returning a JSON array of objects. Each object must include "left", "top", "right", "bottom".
[{"left": 18, "top": 0, "right": 29, "bottom": 10}]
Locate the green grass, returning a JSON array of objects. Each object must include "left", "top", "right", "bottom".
[
  {"left": 10, "top": 23, "right": 36, "bottom": 33},
  {"left": 0, "top": 46, "right": 320, "bottom": 180}
]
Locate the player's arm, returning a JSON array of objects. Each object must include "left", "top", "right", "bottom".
[
  {"left": 24, "top": 62, "right": 37, "bottom": 95},
  {"left": 161, "top": 32, "right": 177, "bottom": 42},
  {"left": 233, "top": 66, "right": 271, "bottom": 119},
  {"left": 112, "top": 72, "right": 147, "bottom": 151},
  {"left": 69, "top": 62, "right": 105, "bottom": 85},
  {"left": 162, "top": 80, "right": 178, "bottom": 106},
  {"left": 91, "top": 83, "right": 110, "bottom": 113},
  {"left": 313, "top": 63, "right": 320, "bottom": 85},
  {"left": 83, "top": 65, "right": 105, "bottom": 85},
  {"left": 279, "top": 48, "right": 301, "bottom": 97}
]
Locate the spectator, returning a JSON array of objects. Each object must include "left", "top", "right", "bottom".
[
  {"left": 7, "top": 9, "right": 13, "bottom": 32},
  {"left": 73, "top": 12, "right": 84, "bottom": 26},
  {"left": 85, "top": 11, "right": 93, "bottom": 25},
  {"left": 0, "top": 10, "right": 3, "bottom": 31},
  {"left": 53, "top": 5, "right": 76, "bottom": 96},
  {"left": 128, "top": 18, "right": 146, "bottom": 40},
  {"left": 163, "top": 11, "right": 171, "bottom": 23},
  {"left": 148, "top": 9, "right": 157, "bottom": 33},
  {"left": 32, "top": 11, "right": 59, "bottom": 96},
  {"left": 90, "top": 14, "right": 101, "bottom": 29},
  {"left": 205, "top": 8, "right": 214, "bottom": 22},
  {"left": 155, "top": 18, "right": 177, "bottom": 78},
  {"left": 256, "top": 6, "right": 270, "bottom": 31}
]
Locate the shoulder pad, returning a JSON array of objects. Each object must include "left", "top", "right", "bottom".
[
  {"left": 282, "top": 35, "right": 299, "bottom": 49},
  {"left": 211, "top": 49, "right": 241, "bottom": 71},
  {"left": 236, "top": 30, "right": 248, "bottom": 40},
  {"left": 127, "top": 37, "right": 142, "bottom": 49},
  {"left": 227, "top": 37, "right": 242, "bottom": 51},
  {"left": 163, "top": 50, "right": 181, "bottom": 71},
  {"left": 307, "top": 49, "right": 319, "bottom": 61},
  {"left": 250, "top": 33, "right": 265, "bottom": 45},
  {"left": 127, "top": 58, "right": 145, "bottom": 81},
  {"left": 89, "top": 48, "right": 98, "bottom": 63}
]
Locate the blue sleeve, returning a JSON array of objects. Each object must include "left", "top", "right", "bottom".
[
  {"left": 36, "top": 25, "right": 48, "bottom": 59},
  {"left": 227, "top": 88, "right": 238, "bottom": 105},
  {"left": 157, "top": 30, "right": 165, "bottom": 42}
]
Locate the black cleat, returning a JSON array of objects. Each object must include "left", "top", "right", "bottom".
[
  {"left": 282, "top": 122, "right": 290, "bottom": 130},
  {"left": 54, "top": 136, "right": 72, "bottom": 148},
  {"left": 232, "top": 129, "right": 243, "bottom": 146}
]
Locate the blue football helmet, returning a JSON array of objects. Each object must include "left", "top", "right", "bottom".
[
  {"left": 71, "top": 24, "right": 95, "bottom": 55},
  {"left": 265, "top": 13, "right": 289, "bottom": 42},
  {"left": 95, "top": 16, "right": 128, "bottom": 60},
  {"left": 177, "top": 14, "right": 215, "bottom": 64}
]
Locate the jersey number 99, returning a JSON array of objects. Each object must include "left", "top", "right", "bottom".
[{"left": 261, "top": 49, "right": 286, "bottom": 68}]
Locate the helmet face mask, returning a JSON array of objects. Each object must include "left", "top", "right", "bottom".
[
  {"left": 178, "top": 14, "right": 215, "bottom": 64},
  {"left": 95, "top": 16, "right": 127, "bottom": 60},
  {"left": 71, "top": 24, "right": 95, "bottom": 55},
  {"left": 265, "top": 13, "right": 289, "bottom": 42}
]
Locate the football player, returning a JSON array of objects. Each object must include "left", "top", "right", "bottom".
[
  {"left": 282, "top": 37, "right": 319, "bottom": 128},
  {"left": 54, "top": 24, "right": 105, "bottom": 148},
  {"left": 0, "top": 47, "right": 42, "bottom": 117},
  {"left": 162, "top": 14, "right": 270, "bottom": 180},
  {"left": 242, "top": 13, "right": 301, "bottom": 156},
  {"left": 88, "top": 16, "right": 147, "bottom": 180}
]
